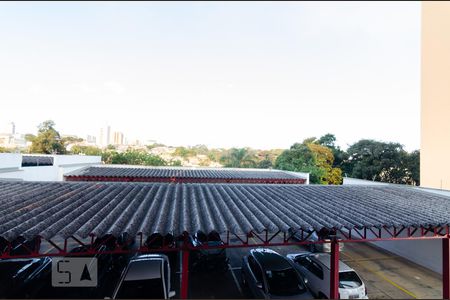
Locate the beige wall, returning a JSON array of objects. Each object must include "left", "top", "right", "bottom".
[{"left": 421, "top": 2, "right": 450, "bottom": 189}]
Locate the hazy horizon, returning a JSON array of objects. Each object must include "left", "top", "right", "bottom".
[{"left": 0, "top": 2, "right": 420, "bottom": 151}]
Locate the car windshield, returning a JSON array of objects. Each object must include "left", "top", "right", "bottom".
[
  {"left": 116, "top": 279, "right": 165, "bottom": 299},
  {"left": 266, "top": 268, "right": 305, "bottom": 296},
  {"left": 339, "top": 271, "right": 362, "bottom": 289}
]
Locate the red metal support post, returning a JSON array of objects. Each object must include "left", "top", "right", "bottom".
[
  {"left": 443, "top": 237, "right": 450, "bottom": 299},
  {"left": 181, "top": 249, "right": 190, "bottom": 299},
  {"left": 330, "top": 239, "right": 340, "bottom": 299}
]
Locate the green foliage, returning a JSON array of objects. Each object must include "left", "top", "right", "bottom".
[
  {"left": 0, "top": 147, "right": 10, "bottom": 153},
  {"left": 275, "top": 141, "right": 326, "bottom": 184},
  {"left": 103, "top": 149, "right": 167, "bottom": 166},
  {"left": 275, "top": 137, "right": 343, "bottom": 185},
  {"left": 257, "top": 158, "right": 273, "bottom": 169},
  {"left": 406, "top": 150, "right": 420, "bottom": 186},
  {"left": 146, "top": 143, "right": 166, "bottom": 150},
  {"left": 174, "top": 147, "right": 196, "bottom": 159},
  {"left": 207, "top": 149, "right": 223, "bottom": 162},
  {"left": 70, "top": 145, "right": 103, "bottom": 156},
  {"left": 220, "top": 148, "right": 258, "bottom": 168},
  {"left": 61, "top": 136, "right": 83, "bottom": 145},
  {"left": 317, "top": 133, "right": 349, "bottom": 172},
  {"left": 345, "top": 139, "right": 419, "bottom": 185},
  {"left": 308, "top": 142, "right": 343, "bottom": 185},
  {"left": 24, "top": 134, "right": 36, "bottom": 142},
  {"left": 29, "top": 120, "right": 66, "bottom": 154},
  {"left": 25, "top": 121, "right": 419, "bottom": 186},
  {"left": 168, "top": 159, "right": 183, "bottom": 166}
]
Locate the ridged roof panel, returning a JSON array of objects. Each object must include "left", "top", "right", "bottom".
[{"left": 0, "top": 181, "right": 449, "bottom": 241}]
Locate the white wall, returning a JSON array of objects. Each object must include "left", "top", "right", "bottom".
[
  {"left": 0, "top": 153, "right": 22, "bottom": 170},
  {"left": 54, "top": 155, "right": 101, "bottom": 166},
  {"left": 371, "top": 239, "right": 442, "bottom": 274},
  {"left": 343, "top": 177, "right": 447, "bottom": 274},
  {"left": 0, "top": 154, "right": 101, "bottom": 181},
  {"left": 343, "top": 177, "right": 389, "bottom": 186}
]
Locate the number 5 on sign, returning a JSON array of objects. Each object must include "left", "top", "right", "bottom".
[
  {"left": 56, "top": 259, "right": 72, "bottom": 284},
  {"left": 52, "top": 257, "right": 98, "bottom": 287}
]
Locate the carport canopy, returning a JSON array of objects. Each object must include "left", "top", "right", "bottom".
[{"left": 0, "top": 181, "right": 449, "bottom": 242}]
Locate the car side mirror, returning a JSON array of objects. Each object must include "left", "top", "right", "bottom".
[
  {"left": 169, "top": 291, "right": 176, "bottom": 298},
  {"left": 256, "top": 282, "right": 263, "bottom": 289}
]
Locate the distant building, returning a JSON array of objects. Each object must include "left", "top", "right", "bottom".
[
  {"left": 98, "top": 125, "right": 112, "bottom": 147},
  {"left": 86, "top": 135, "right": 96, "bottom": 144},
  {"left": 113, "top": 131, "right": 124, "bottom": 145}
]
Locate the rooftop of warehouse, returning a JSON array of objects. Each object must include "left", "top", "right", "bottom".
[
  {"left": 64, "top": 165, "right": 307, "bottom": 180},
  {"left": 0, "top": 181, "right": 449, "bottom": 242}
]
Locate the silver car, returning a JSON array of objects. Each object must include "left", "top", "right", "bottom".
[
  {"left": 241, "top": 248, "right": 313, "bottom": 299},
  {"left": 112, "top": 254, "right": 176, "bottom": 299},
  {"left": 287, "top": 252, "right": 368, "bottom": 299}
]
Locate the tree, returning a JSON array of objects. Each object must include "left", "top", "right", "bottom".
[
  {"left": 220, "top": 148, "right": 257, "bottom": 168},
  {"left": 405, "top": 150, "right": 420, "bottom": 186},
  {"left": 345, "top": 139, "right": 418, "bottom": 184},
  {"left": 174, "top": 147, "right": 195, "bottom": 159},
  {"left": 317, "top": 133, "right": 349, "bottom": 173},
  {"left": 102, "top": 149, "right": 167, "bottom": 166},
  {"left": 61, "top": 136, "right": 83, "bottom": 147},
  {"left": 275, "top": 141, "right": 326, "bottom": 184},
  {"left": 275, "top": 138, "right": 342, "bottom": 184},
  {"left": 70, "top": 145, "right": 103, "bottom": 156},
  {"left": 257, "top": 157, "right": 273, "bottom": 169},
  {"left": 29, "top": 120, "right": 66, "bottom": 154},
  {"left": 24, "top": 134, "right": 36, "bottom": 143},
  {"left": 308, "top": 143, "right": 343, "bottom": 184}
]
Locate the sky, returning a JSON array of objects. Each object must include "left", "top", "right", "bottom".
[{"left": 0, "top": 1, "right": 421, "bottom": 151}]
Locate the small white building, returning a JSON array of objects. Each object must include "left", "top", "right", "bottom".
[{"left": 0, "top": 153, "right": 101, "bottom": 181}]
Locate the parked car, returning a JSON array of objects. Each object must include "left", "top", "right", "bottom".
[
  {"left": 241, "top": 248, "right": 313, "bottom": 299},
  {"left": 189, "top": 231, "right": 228, "bottom": 272},
  {"left": 145, "top": 233, "right": 177, "bottom": 267},
  {"left": 287, "top": 252, "right": 368, "bottom": 299},
  {"left": 112, "top": 254, "right": 175, "bottom": 299},
  {"left": 10, "top": 236, "right": 41, "bottom": 256},
  {"left": 0, "top": 257, "right": 52, "bottom": 298},
  {"left": 288, "top": 228, "right": 344, "bottom": 253}
]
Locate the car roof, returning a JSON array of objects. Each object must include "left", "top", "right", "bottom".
[
  {"left": 309, "top": 253, "right": 353, "bottom": 272},
  {"left": 133, "top": 254, "right": 168, "bottom": 261},
  {"left": 251, "top": 248, "right": 292, "bottom": 271}
]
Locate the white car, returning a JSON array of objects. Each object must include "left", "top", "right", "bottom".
[
  {"left": 112, "top": 254, "right": 176, "bottom": 299},
  {"left": 287, "top": 252, "right": 368, "bottom": 299}
]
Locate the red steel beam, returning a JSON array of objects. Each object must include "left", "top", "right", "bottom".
[
  {"left": 330, "top": 239, "right": 340, "bottom": 299},
  {"left": 1, "top": 226, "right": 449, "bottom": 259},
  {"left": 444, "top": 237, "right": 450, "bottom": 299}
]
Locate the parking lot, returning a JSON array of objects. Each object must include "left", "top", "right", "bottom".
[
  {"left": 184, "top": 242, "right": 443, "bottom": 299},
  {"left": 2, "top": 235, "right": 444, "bottom": 299}
]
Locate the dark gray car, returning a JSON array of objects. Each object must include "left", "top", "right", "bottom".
[{"left": 241, "top": 248, "right": 313, "bottom": 299}]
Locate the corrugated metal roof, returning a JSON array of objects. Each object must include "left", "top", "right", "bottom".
[
  {"left": 21, "top": 156, "right": 54, "bottom": 167},
  {"left": 65, "top": 166, "right": 304, "bottom": 181},
  {"left": 0, "top": 181, "right": 449, "bottom": 242}
]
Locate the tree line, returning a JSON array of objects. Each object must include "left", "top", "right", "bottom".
[{"left": 9, "top": 120, "right": 420, "bottom": 186}]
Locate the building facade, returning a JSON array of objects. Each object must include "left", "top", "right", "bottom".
[{"left": 421, "top": 2, "right": 450, "bottom": 189}]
